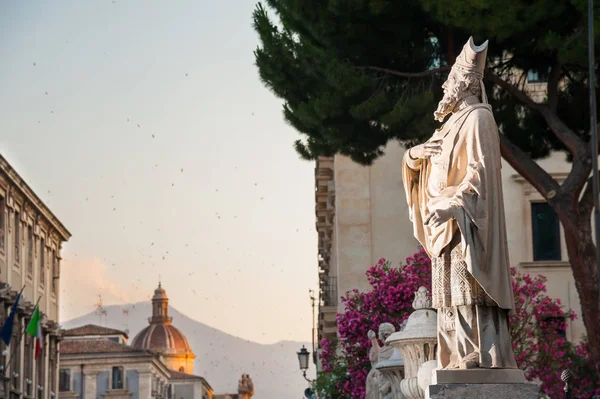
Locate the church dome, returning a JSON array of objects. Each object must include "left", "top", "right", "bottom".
[
  {"left": 130, "top": 323, "right": 193, "bottom": 354},
  {"left": 130, "top": 283, "right": 196, "bottom": 372}
]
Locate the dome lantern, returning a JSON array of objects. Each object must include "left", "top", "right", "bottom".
[
  {"left": 131, "top": 283, "right": 196, "bottom": 373},
  {"left": 150, "top": 282, "right": 172, "bottom": 325}
]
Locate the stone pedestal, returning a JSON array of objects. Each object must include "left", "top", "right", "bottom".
[
  {"left": 386, "top": 287, "right": 437, "bottom": 399},
  {"left": 426, "top": 383, "right": 539, "bottom": 399},
  {"left": 432, "top": 369, "right": 526, "bottom": 384},
  {"left": 426, "top": 369, "right": 539, "bottom": 399}
]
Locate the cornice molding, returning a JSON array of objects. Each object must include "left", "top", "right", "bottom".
[
  {"left": 519, "top": 260, "right": 570, "bottom": 269},
  {"left": 512, "top": 172, "right": 569, "bottom": 196},
  {"left": 0, "top": 155, "right": 71, "bottom": 242}
]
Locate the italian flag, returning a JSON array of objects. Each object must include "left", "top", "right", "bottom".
[{"left": 26, "top": 306, "right": 42, "bottom": 359}]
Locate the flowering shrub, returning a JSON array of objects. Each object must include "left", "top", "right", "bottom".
[
  {"left": 511, "top": 268, "right": 600, "bottom": 398},
  {"left": 319, "top": 250, "right": 431, "bottom": 398},
  {"left": 569, "top": 341, "right": 600, "bottom": 398},
  {"left": 314, "top": 338, "right": 350, "bottom": 399},
  {"left": 510, "top": 268, "right": 574, "bottom": 397},
  {"left": 317, "top": 249, "right": 599, "bottom": 399}
]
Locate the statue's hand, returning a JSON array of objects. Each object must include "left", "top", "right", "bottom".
[
  {"left": 409, "top": 140, "right": 442, "bottom": 159},
  {"left": 368, "top": 330, "right": 376, "bottom": 339},
  {"left": 425, "top": 206, "right": 457, "bottom": 228}
]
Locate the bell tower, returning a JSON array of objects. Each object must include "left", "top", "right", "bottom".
[{"left": 150, "top": 282, "right": 172, "bottom": 325}]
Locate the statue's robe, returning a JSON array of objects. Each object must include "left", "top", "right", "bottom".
[{"left": 401, "top": 95, "right": 518, "bottom": 369}]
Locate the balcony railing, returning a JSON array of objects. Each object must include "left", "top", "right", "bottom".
[{"left": 321, "top": 276, "right": 338, "bottom": 307}]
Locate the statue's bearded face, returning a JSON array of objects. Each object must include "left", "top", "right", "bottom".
[
  {"left": 434, "top": 71, "right": 462, "bottom": 122},
  {"left": 434, "top": 70, "right": 480, "bottom": 122}
]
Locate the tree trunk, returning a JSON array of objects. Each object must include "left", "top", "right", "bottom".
[
  {"left": 558, "top": 201, "right": 600, "bottom": 377},
  {"left": 501, "top": 137, "right": 600, "bottom": 377}
]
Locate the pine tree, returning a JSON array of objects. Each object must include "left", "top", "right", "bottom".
[{"left": 253, "top": 0, "right": 600, "bottom": 375}]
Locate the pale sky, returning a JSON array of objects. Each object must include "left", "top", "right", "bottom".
[{"left": 0, "top": 0, "right": 318, "bottom": 345}]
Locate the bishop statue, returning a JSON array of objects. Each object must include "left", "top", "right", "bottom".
[{"left": 402, "top": 37, "right": 518, "bottom": 370}]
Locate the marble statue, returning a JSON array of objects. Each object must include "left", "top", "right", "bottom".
[
  {"left": 238, "top": 374, "right": 254, "bottom": 397},
  {"left": 401, "top": 36, "right": 518, "bottom": 371},
  {"left": 366, "top": 323, "right": 396, "bottom": 399}
]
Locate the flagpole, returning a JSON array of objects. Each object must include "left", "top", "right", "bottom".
[
  {"left": 2, "top": 287, "right": 27, "bottom": 376},
  {"left": 4, "top": 295, "right": 41, "bottom": 376}
]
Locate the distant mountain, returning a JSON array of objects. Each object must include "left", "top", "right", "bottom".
[{"left": 61, "top": 302, "right": 315, "bottom": 399}]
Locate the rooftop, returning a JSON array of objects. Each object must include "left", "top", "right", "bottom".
[
  {"left": 168, "top": 370, "right": 213, "bottom": 391},
  {"left": 63, "top": 324, "right": 128, "bottom": 339},
  {"left": 60, "top": 339, "right": 144, "bottom": 355},
  {"left": 168, "top": 369, "right": 203, "bottom": 381}
]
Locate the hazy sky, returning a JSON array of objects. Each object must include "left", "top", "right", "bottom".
[{"left": 0, "top": 0, "right": 318, "bottom": 345}]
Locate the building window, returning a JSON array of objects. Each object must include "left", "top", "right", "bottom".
[
  {"left": 112, "top": 367, "right": 124, "bottom": 390},
  {"left": 531, "top": 202, "right": 561, "bottom": 261},
  {"left": 527, "top": 68, "right": 549, "bottom": 83},
  {"left": 12, "top": 317, "right": 21, "bottom": 390},
  {"left": 59, "top": 369, "right": 71, "bottom": 392},
  {"left": 39, "top": 239, "right": 45, "bottom": 286},
  {"left": 51, "top": 250, "right": 57, "bottom": 294},
  {"left": 24, "top": 334, "right": 32, "bottom": 395},
  {"left": 27, "top": 225, "right": 33, "bottom": 275},
  {"left": 14, "top": 211, "right": 20, "bottom": 265},
  {"left": 36, "top": 334, "right": 44, "bottom": 392},
  {"left": 0, "top": 195, "right": 5, "bottom": 252}
]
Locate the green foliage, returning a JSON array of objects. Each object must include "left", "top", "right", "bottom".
[
  {"left": 253, "top": 0, "right": 445, "bottom": 164},
  {"left": 314, "top": 338, "right": 350, "bottom": 399},
  {"left": 253, "top": 0, "right": 600, "bottom": 164}
]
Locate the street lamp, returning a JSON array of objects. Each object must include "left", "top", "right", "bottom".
[
  {"left": 297, "top": 345, "right": 310, "bottom": 378},
  {"left": 297, "top": 345, "right": 317, "bottom": 398}
]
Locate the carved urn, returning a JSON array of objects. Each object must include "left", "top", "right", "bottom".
[{"left": 385, "top": 287, "right": 437, "bottom": 399}]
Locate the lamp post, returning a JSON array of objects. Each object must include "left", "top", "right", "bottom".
[
  {"left": 309, "top": 289, "right": 317, "bottom": 366},
  {"left": 297, "top": 345, "right": 317, "bottom": 398},
  {"left": 297, "top": 345, "right": 312, "bottom": 381}
]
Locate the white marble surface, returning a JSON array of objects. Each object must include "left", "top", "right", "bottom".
[
  {"left": 426, "top": 382, "right": 539, "bottom": 399},
  {"left": 431, "top": 368, "right": 526, "bottom": 384}
]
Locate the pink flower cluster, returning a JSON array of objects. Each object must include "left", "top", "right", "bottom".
[
  {"left": 319, "top": 337, "right": 336, "bottom": 373},
  {"left": 318, "top": 249, "right": 599, "bottom": 399},
  {"left": 510, "top": 268, "right": 600, "bottom": 398},
  {"left": 320, "top": 250, "right": 431, "bottom": 398}
]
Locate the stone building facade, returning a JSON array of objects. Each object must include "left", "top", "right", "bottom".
[
  {"left": 0, "top": 154, "right": 71, "bottom": 398},
  {"left": 58, "top": 284, "right": 256, "bottom": 399},
  {"left": 316, "top": 79, "right": 586, "bottom": 350},
  {"left": 58, "top": 325, "right": 212, "bottom": 399}
]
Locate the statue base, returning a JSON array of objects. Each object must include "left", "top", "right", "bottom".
[
  {"left": 432, "top": 368, "right": 526, "bottom": 384},
  {"left": 426, "top": 383, "right": 539, "bottom": 399},
  {"left": 426, "top": 369, "right": 539, "bottom": 399}
]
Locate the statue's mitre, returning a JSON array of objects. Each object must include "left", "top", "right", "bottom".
[{"left": 452, "top": 36, "right": 488, "bottom": 78}]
